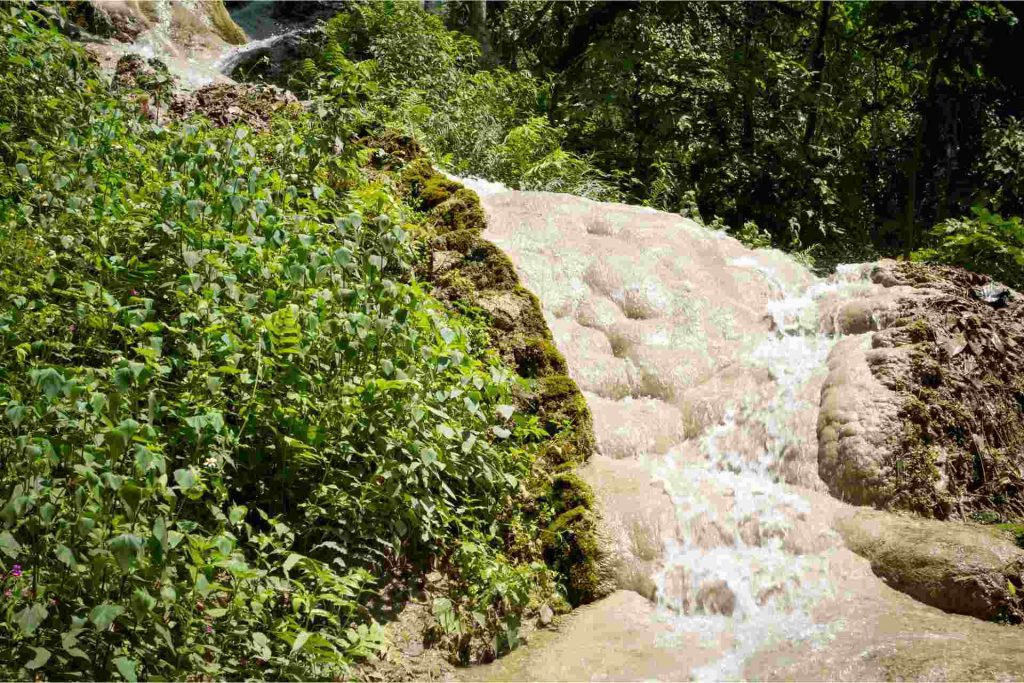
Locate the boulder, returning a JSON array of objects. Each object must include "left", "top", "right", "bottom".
[
  {"left": 817, "top": 261, "right": 1024, "bottom": 522},
  {"left": 837, "top": 508, "right": 1024, "bottom": 621}
]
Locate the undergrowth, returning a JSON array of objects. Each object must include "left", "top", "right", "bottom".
[{"left": 0, "top": 6, "right": 560, "bottom": 679}]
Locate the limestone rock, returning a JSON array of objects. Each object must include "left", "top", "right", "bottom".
[
  {"left": 817, "top": 260, "right": 1024, "bottom": 521},
  {"left": 817, "top": 334, "right": 906, "bottom": 506},
  {"left": 838, "top": 508, "right": 1024, "bottom": 621}
]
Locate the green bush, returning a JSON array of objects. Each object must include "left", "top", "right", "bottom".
[
  {"left": 913, "top": 206, "right": 1024, "bottom": 290},
  {"left": 0, "top": 7, "right": 552, "bottom": 679},
  {"left": 980, "top": 116, "right": 1024, "bottom": 216},
  {"left": 300, "top": 4, "right": 618, "bottom": 200}
]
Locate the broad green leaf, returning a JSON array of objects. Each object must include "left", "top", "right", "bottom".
[
  {"left": 291, "top": 630, "right": 311, "bottom": 654},
  {"left": 173, "top": 467, "right": 198, "bottom": 491},
  {"left": 90, "top": 604, "right": 125, "bottom": 631},
  {"left": 114, "top": 656, "right": 138, "bottom": 682},
  {"left": 110, "top": 534, "right": 143, "bottom": 571},
  {"left": 432, "top": 597, "right": 459, "bottom": 636},
  {"left": 283, "top": 553, "right": 303, "bottom": 574},
  {"left": 130, "top": 588, "right": 157, "bottom": 615},
  {"left": 14, "top": 603, "right": 48, "bottom": 636},
  {"left": 25, "top": 647, "right": 50, "bottom": 670},
  {"left": 228, "top": 505, "right": 247, "bottom": 525},
  {"left": 56, "top": 543, "right": 75, "bottom": 567},
  {"left": 0, "top": 531, "right": 22, "bottom": 559}
]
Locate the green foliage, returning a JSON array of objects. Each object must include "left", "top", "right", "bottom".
[
  {"left": 303, "top": 3, "right": 618, "bottom": 200},
  {"left": 980, "top": 116, "right": 1024, "bottom": 216},
  {"left": 0, "top": 4, "right": 102, "bottom": 162},
  {"left": 243, "top": 1, "right": 1024, "bottom": 271},
  {"left": 731, "top": 221, "right": 774, "bottom": 251},
  {"left": 0, "top": 7, "right": 553, "bottom": 679},
  {"left": 913, "top": 207, "right": 1024, "bottom": 289}
]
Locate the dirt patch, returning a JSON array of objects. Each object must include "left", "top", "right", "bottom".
[{"left": 170, "top": 82, "right": 300, "bottom": 131}]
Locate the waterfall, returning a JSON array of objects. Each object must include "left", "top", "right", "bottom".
[{"left": 464, "top": 186, "right": 934, "bottom": 680}]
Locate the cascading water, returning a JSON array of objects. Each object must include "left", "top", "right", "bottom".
[
  {"left": 214, "top": 28, "right": 310, "bottom": 78},
  {"left": 646, "top": 272, "right": 846, "bottom": 681},
  {"left": 457, "top": 183, "right": 1024, "bottom": 682},
  {"left": 88, "top": 0, "right": 220, "bottom": 89},
  {"left": 460, "top": 180, "right": 848, "bottom": 677}
]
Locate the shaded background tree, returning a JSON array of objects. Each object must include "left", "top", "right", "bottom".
[{"left": 263, "top": 0, "right": 1024, "bottom": 275}]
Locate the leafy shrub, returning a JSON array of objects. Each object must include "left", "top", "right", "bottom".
[
  {"left": 980, "top": 116, "right": 1024, "bottom": 216},
  {"left": 495, "top": 117, "right": 618, "bottom": 199},
  {"left": 913, "top": 207, "right": 1024, "bottom": 290},
  {"left": 293, "top": 4, "right": 617, "bottom": 200},
  {"left": 0, "top": 7, "right": 552, "bottom": 679}
]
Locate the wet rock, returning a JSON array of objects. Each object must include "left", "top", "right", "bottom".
[
  {"left": 537, "top": 604, "right": 554, "bottom": 627},
  {"left": 576, "top": 455, "right": 676, "bottom": 600},
  {"left": 817, "top": 335, "right": 906, "bottom": 507},
  {"left": 223, "top": 27, "right": 323, "bottom": 86},
  {"left": 696, "top": 579, "right": 736, "bottom": 616},
  {"left": 972, "top": 282, "right": 1013, "bottom": 308}
]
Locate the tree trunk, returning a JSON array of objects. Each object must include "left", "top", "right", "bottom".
[
  {"left": 802, "top": 1, "right": 832, "bottom": 151},
  {"left": 739, "top": 18, "right": 755, "bottom": 154},
  {"left": 903, "top": 10, "right": 959, "bottom": 258},
  {"left": 467, "top": 1, "right": 491, "bottom": 63}
]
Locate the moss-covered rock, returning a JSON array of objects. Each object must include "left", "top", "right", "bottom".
[
  {"left": 431, "top": 232, "right": 518, "bottom": 291},
  {"left": 542, "top": 506, "right": 606, "bottom": 606},
  {"left": 400, "top": 158, "right": 436, "bottom": 196},
  {"left": 421, "top": 176, "right": 463, "bottom": 211},
  {"left": 535, "top": 375, "right": 596, "bottom": 460},
  {"left": 430, "top": 189, "right": 487, "bottom": 234},
  {"left": 838, "top": 508, "right": 1024, "bottom": 622},
  {"left": 400, "top": 159, "right": 460, "bottom": 211},
  {"left": 513, "top": 336, "right": 568, "bottom": 379},
  {"left": 550, "top": 472, "right": 595, "bottom": 513},
  {"left": 396, "top": 153, "right": 602, "bottom": 608},
  {"left": 207, "top": 0, "right": 248, "bottom": 45},
  {"left": 361, "top": 129, "right": 423, "bottom": 170}
]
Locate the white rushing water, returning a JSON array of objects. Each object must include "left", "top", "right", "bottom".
[{"left": 647, "top": 273, "right": 841, "bottom": 681}]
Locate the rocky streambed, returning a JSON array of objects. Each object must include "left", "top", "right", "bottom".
[{"left": 460, "top": 186, "right": 1024, "bottom": 681}]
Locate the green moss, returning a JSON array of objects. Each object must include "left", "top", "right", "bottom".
[
  {"left": 394, "top": 153, "right": 604, "bottom": 607},
  {"left": 996, "top": 523, "right": 1024, "bottom": 549},
  {"left": 550, "top": 472, "right": 595, "bottom": 513},
  {"left": 541, "top": 506, "right": 602, "bottom": 606},
  {"left": 431, "top": 228, "right": 477, "bottom": 254},
  {"left": 421, "top": 175, "right": 462, "bottom": 210},
  {"left": 207, "top": 0, "right": 248, "bottom": 45},
  {"left": 513, "top": 336, "right": 567, "bottom": 378},
  {"left": 534, "top": 374, "right": 595, "bottom": 465},
  {"left": 430, "top": 188, "right": 487, "bottom": 234},
  {"left": 904, "top": 317, "right": 933, "bottom": 343},
  {"left": 511, "top": 285, "right": 550, "bottom": 337},
  {"left": 434, "top": 269, "right": 477, "bottom": 303},
  {"left": 399, "top": 158, "right": 436, "bottom": 198}
]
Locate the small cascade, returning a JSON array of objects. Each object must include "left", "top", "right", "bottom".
[
  {"left": 214, "top": 29, "right": 309, "bottom": 78},
  {"left": 99, "top": 0, "right": 235, "bottom": 89},
  {"left": 647, "top": 272, "right": 844, "bottom": 680},
  {"left": 476, "top": 189, "right": 896, "bottom": 679}
]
